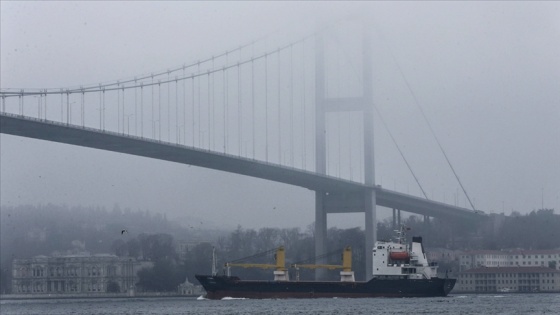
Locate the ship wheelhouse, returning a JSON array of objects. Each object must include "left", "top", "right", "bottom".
[{"left": 371, "top": 227, "right": 439, "bottom": 280}]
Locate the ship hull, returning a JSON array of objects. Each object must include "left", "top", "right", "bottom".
[{"left": 195, "top": 275, "right": 456, "bottom": 299}]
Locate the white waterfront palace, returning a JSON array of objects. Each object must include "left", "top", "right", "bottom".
[{"left": 12, "top": 254, "right": 153, "bottom": 295}]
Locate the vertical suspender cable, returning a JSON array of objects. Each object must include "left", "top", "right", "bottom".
[
  {"left": 192, "top": 75, "right": 195, "bottom": 146},
  {"left": 265, "top": 54, "right": 269, "bottom": 162},
  {"left": 99, "top": 90, "right": 102, "bottom": 129},
  {"left": 207, "top": 71, "right": 211, "bottom": 149},
  {"left": 60, "top": 89, "right": 63, "bottom": 121},
  {"left": 122, "top": 87, "right": 125, "bottom": 134},
  {"left": 117, "top": 83, "right": 120, "bottom": 132},
  {"left": 225, "top": 55, "right": 229, "bottom": 153},
  {"left": 183, "top": 67, "right": 186, "bottom": 145},
  {"left": 196, "top": 69, "right": 202, "bottom": 148},
  {"left": 176, "top": 78, "right": 179, "bottom": 144},
  {"left": 198, "top": 64, "right": 201, "bottom": 147},
  {"left": 168, "top": 71, "right": 171, "bottom": 141},
  {"left": 102, "top": 88, "right": 106, "bottom": 130},
  {"left": 141, "top": 83, "right": 144, "bottom": 138},
  {"left": 278, "top": 49, "right": 281, "bottom": 164},
  {"left": 158, "top": 81, "right": 161, "bottom": 141},
  {"left": 211, "top": 57, "right": 215, "bottom": 150},
  {"left": 302, "top": 42, "right": 306, "bottom": 170},
  {"left": 151, "top": 75, "right": 154, "bottom": 138},
  {"left": 238, "top": 62, "right": 241, "bottom": 156},
  {"left": 44, "top": 90, "right": 48, "bottom": 120},
  {"left": 81, "top": 91, "right": 85, "bottom": 127},
  {"left": 251, "top": 58, "right": 255, "bottom": 159},
  {"left": 290, "top": 44, "right": 294, "bottom": 167},
  {"left": 151, "top": 76, "right": 154, "bottom": 138},
  {"left": 223, "top": 68, "right": 226, "bottom": 153},
  {"left": 66, "top": 91, "right": 70, "bottom": 125},
  {"left": 335, "top": 44, "right": 341, "bottom": 177},
  {"left": 135, "top": 78, "right": 138, "bottom": 135},
  {"left": 349, "top": 112, "right": 352, "bottom": 180}
]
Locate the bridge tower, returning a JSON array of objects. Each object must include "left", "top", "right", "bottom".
[{"left": 314, "top": 24, "right": 376, "bottom": 280}]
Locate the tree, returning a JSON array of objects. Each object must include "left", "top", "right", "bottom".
[
  {"left": 111, "top": 239, "right": 127, "bottom": 257},
  {"left": 138, "top": 233, "right": 177, "bottom": 261},
  {"left": 137, "top": 258, "right": 186, "bottom": 292},
  {"left": 126, "top": 239, "right": 141, "bottom": 258},
  {"left": 184, "top": 242, "right": 215, "bottom": 280}
]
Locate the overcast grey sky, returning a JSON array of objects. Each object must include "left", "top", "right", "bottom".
[{"left": 1, "top": 1, "right": 559, "bottom": 229}]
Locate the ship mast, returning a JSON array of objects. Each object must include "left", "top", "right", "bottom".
[{"left": 212, "top": 247, "right": 217, "bottom": 276}]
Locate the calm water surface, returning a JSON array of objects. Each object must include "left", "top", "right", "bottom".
[{"left": 1, "top": 294, "right": 559, "bottom": 315}]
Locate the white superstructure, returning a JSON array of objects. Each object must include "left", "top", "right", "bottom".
[{"left": 372, "top": 227, "right": 439, "bottom": 279}]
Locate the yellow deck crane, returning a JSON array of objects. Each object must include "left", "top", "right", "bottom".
[
  {"left": 290, "top": 246, "right": 355, "bottom": 282},
  {"left": 225, "top": 246, "right": 289, "bottom": 281}
]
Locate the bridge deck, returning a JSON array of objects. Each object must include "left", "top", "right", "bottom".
[{"left": 1, "top": 113, "right": 484, "bottom": 220}]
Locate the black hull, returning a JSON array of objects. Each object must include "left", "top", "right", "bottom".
[{"left": 195, "top": 275, "right": 456, "bottom": 299}]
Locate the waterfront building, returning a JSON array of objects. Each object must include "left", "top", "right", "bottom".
[
  {"left": 11, "top": 254, "right": 153, "bottom": 295},
  {"left": 455, "top": 266, "right": 560, "bottom": 293},
  {"left": 177, "top": 277, "right": 205, "bottom": 296},
  {"left": 459, "top": 250, "right": 560, "bottom": 271}
]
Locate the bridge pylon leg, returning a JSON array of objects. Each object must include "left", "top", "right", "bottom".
[
  {"left": 365, "top": 190, "right": 377, "bottom": 280},
  {"left": 314, "top": 191, "right": 327, "bottom": 280}
]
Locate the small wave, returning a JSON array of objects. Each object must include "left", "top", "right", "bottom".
[
  {"left": 221, "top": 297, "right": 248, "bottom": 300},
  {"left": 493, "top": 295, "right": 505, "bottom": 298},
  {"left": 455, "top": 296, "right": 468, "bottom": 298},
  {"left": 196, "top": 295, "right": 208, "bottom": 300}
]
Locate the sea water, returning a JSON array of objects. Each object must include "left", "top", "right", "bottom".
[{"left": 1, "top": 294, "right": 559, "bottom": 315}]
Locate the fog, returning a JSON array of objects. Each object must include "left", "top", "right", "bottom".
[{"left": 1, "top": 1, "right": 559, "bottom": 229}]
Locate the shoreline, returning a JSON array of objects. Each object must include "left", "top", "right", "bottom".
[{"left": 0, "top": 293, "right": 201, "bottom": 300}]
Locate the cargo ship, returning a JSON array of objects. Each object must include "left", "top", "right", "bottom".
[{"left": 195, "top": 227, "right": 455, "bottom": 299}]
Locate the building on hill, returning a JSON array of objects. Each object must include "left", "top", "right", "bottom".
[
  {"left": 11, "top": 254, "right": 153, "bottom": 295},
  {"left": 454, "top": 266, "right": 560, "bottom": 293},
  {"left": 459, "top": 250, "right": 560, "bottom": 272}
]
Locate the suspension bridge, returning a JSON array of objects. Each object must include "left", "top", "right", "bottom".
[{"left": 0, "top": 21, "right": 485, "bottom": 279}]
